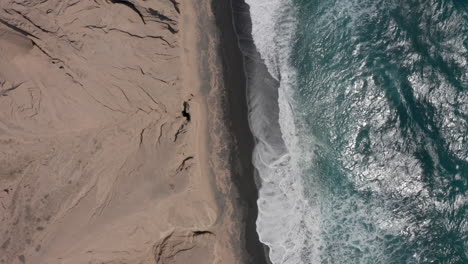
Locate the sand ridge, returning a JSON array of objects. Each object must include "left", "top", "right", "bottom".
[{"left": 0, "top": 0, "right": 242, "bottom": 263}]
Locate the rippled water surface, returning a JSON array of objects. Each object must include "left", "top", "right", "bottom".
[{"left": 248, "top": 0, "right": 468, "bottom": 263}]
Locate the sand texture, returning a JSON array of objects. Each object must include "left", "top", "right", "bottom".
[{"left": 0, "top": 0, "right": 244, "bottom": 263}]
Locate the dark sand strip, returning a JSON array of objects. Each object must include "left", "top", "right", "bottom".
[{"left": 211, "top": 0, "right": 273, "bottom": 264}]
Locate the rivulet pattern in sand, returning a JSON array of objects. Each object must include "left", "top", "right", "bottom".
[{"left": 0, "top": 1, "right": 242, "bottom": 263}]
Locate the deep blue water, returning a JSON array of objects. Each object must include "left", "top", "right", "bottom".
[
  {"left": 247, "top": 0, "right": 467, "bottom": 263},
  {"left": 291, "top": 0, "right": 467, "bottom": 263}
]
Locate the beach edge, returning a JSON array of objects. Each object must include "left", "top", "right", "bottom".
[{"left": 211, "top": 0, "right": 273, "bottom": 263}]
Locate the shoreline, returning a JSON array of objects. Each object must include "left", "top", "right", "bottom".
[
  {"left": 0, "top": 0, "right": 274, "bottom": 262},
  {"left": 211, "top": 0, "right": 276, "bottom": 263}
]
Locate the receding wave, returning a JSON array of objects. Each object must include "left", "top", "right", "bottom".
[{"left": 243, "top": 0, "right": 319, "bottom": 263}]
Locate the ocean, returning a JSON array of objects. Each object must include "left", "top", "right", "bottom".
[{"left": 244, "top": 0, "right": 468, "bottom": 263}]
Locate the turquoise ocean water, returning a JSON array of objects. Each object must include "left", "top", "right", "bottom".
[{"left": 246, "top": 0, "right": 468, "bottom": 263}]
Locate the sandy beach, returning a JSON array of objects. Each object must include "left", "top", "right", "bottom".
[{"left": 0, "top": 0, "right": 269, "bottom": 263}]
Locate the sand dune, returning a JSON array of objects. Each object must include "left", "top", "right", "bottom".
[{"left": 0, "top": 0, "right": 250, "bottom": 263}]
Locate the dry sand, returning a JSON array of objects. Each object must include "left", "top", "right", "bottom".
[{"left": 0, "top": 0, "right": 257, "bottom": 263}]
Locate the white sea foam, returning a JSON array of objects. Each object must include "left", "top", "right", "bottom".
[
  {"left": 244, "top": 0, "right": 322, "bottom": 263},
  {"left": 244, "top": 1, "right": 393, "bottom": 263},
  {"left": 244, "top": 0, "right": 284, "bottom": 80}
]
